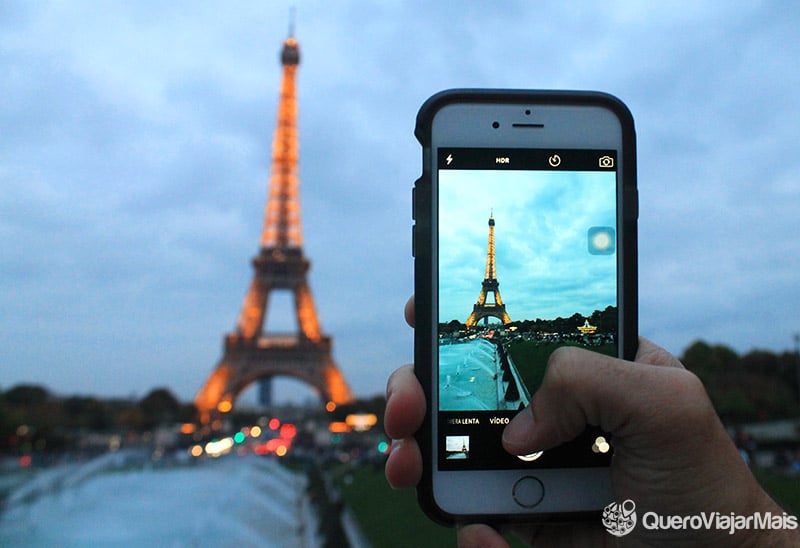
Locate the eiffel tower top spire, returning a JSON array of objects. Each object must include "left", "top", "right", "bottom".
[
  {"left": 261, "top": 31, "right": 302, "bottom": 249},
  {"left": 484, "top": 212, "right": 497, "bottom": 280}
]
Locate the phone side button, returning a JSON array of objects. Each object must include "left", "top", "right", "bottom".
[
  {"left": 412, "top": 184, "right": 418, "bottom": 220},
  {"left": 512, "top": 476, "right": 544, "bottom": 508}
]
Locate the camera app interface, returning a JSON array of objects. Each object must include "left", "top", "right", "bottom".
[{"left": 437, "top": 148, "right": 617, "bottom": 470}]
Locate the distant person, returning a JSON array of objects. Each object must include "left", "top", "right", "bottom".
[{"left": 385, "top": 297, "right": 799, "bottom": 546}]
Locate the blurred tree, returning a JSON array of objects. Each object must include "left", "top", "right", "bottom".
[
  {"left": 2, "top": 384, "right": 50, "bottom": 405},
  {"left": 682, "top": 341, "right": 715, "bottom": 383},
  {"left": 714, "top": 344, "right": 742, "bottom": 375},
  {"left": 139, "top": 388, "right": 180, "bottom": 428},
  {"left": 714, "top": 389, "right": 755, "bottom": 422},
  {"left": 63, "top": 396, "right": 112, "bottom": 430},
  {"left": 778, "top": 351, "right": 800, "bottom": 401},
  {"left": 439, "top": 319, "right": 466, "bottom": 334},
  {"left": 742, "top": 350, "right": 781, "bottom": 377},
  {"left": 588, "top": 305, "right": 618, "bottom": 333},
  {"left": 682, "top": 341, "right": 800, "bottom": 423}
]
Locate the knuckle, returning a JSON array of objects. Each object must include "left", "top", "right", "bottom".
[{"left": 544, "top": 346, "right": 582, "bottom": 389}]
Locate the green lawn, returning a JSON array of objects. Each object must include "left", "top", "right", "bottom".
[
  {"left": 508, "top": 340, "right": 616, "bottom": 393},
  {"left": 336, "top": 465, "right": 455, "bottom": 547},
  {"left": 754, "top": 467, "right": 800, "bottom": 515}
]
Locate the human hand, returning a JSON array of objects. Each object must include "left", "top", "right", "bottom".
[{"left": 385, "top": 296, "right": 796, "bottom": 546}]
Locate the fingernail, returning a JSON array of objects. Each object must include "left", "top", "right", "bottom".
[
  {"left": 390, "top": 438, "right": 403, "bottom": 455},
  {"left": 502, "top": 407, "right": 535, "bottom": 452}
]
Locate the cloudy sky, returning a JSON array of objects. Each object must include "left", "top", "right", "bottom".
[
  {"left": 439, "top": 169, "right": 617, "bottom": 323},
  {"left": 2, "top": 1, "right": 798, "bottom": 404}
]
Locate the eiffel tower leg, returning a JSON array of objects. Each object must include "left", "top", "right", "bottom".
[
  {"left": 322, "top": 354, "right": 354, "bottom": 406},
  {"left": 195, "top": 360, "right": 235, "bottom": 425},
  {"left": 237, "top": 280, "right": 269, "bottom": 339},
  {"left": 295, "top": 282, "right": 321, "bottom": 342},
  {"left": 466, "top": 289, "right": 488, "bottom": 328}
]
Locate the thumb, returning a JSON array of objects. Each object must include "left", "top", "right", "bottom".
[{"left": 502, "top": 345, "right": 690, "bottom": 456}]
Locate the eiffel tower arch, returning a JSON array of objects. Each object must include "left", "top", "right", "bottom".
[
  {"left": 195, "top": 32, "right": 353, "bottom": 425},
  {"left": 465, "top": 213, "right": 512, "bottom": 328}
]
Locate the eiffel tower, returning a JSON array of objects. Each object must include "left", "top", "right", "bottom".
[
  {"left": 195, "top": 31, "right": 353, "bottom": 425},
  {"left": 465, "top": 213, "right": 512, "bottom": 328}
]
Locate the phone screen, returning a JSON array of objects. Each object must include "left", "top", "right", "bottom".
[{"left": 436, "top": 147, "right": 618, "bottom": 471}]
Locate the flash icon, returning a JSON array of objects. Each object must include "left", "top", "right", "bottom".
[{"left": 446, "top": 154, "right": 453, "bottom": 166}]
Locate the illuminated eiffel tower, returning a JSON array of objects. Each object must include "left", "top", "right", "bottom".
[
  {"left": 465, "top": 213, "right": 512, "bottom": 328},
  {"left": 195, "top": 31, "right": 353, "bottom": 425}
]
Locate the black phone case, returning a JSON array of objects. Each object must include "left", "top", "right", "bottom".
[{"left": 412, "top": 89, "right": 638, "bottom": 526}]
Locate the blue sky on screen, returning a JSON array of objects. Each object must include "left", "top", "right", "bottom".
[{"left": 439, "top": 169, "right": 616, "bottom": 323}]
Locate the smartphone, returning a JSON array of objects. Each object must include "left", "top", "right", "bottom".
[{"left": 412, "top": 89, "right": 637, "bottom": 524}]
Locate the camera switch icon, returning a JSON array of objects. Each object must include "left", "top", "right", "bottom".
[{"left": 598, "top": 155, "right": 615, "bottom": 168}]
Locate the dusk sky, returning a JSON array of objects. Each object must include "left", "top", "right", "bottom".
[{"left": 2, "top": 2, "right": 799, "bottom": 403}]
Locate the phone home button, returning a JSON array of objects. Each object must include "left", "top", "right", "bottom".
[{"left": 512, "top": 476, "right": 544, "bottom": 508}]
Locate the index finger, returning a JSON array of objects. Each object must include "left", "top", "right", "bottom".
[
  {"left": 385, "top": 363, "right": 426, "bottom": 440},
  {"left": 404, "top": 295, "right": 415, "bottom": 328}
]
